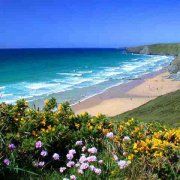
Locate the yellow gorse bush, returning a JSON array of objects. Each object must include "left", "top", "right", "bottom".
[
  {"left": 108, "top": 118, "right": 180, "bottom": 162},
  {"left": 0, "top": 98, "right": 179, "bottom": 179}
]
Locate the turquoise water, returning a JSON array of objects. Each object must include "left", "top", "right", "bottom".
[{"left": 0, "top": 49, "right": 173, "bottom": 103}]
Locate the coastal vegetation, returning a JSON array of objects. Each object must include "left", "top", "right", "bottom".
[{"left": 0, "top": 98, "right": 179, "bottom": 179}]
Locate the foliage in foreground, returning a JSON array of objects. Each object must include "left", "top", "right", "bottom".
[{"left": 0, "top": 98, "right": 179, "bottom": 179}]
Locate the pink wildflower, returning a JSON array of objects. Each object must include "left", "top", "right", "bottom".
[
  {"left": 79, "top": 155, "right": 87, "bottom": 163},
  {"left": 38, "top": 161, "right": 45, "bottom": 167},
  {"left": 8, "top": 143, "right": 15, "bottom": 151},
  {"left": 70, "top": 175, "right": 76, "bottom": 180},
  {"left": 40, "top": 150, "right": 48, "bottom": 157},
  {"left": 123, "top": 136, "right": 131, "bottom": 142},
  {"left": 69, "top": 149, "right": 76, "bottom": 155},
  {"left": 106, "top": 132, "right": 114, "bottom": 138},
  {"left": 88, "top": 147, "right": 97, "bottom": 154},
  {"left": 59, "top": 167, "right": 66, "bottom": 173},
  {"left": 52, "top": 153, "right": 60, "bottom": 160},
  {"left": 86, "top": 156, "right": 97, "bottom": 162},
  {"left": 75, "top": 141, "right": 83, "bottom": 146},
  {"left": 98, "top": 160, "right": 103, "bottom": 164},
  {"left": 35, "top": 141, "right": 42, "bottom": 149},
  {"left": 117, "top": 160, "right": 130, "bottom": 169},
  {"left": 67, "top": 161, "right": 75, "bottom": 168},
  {"left": 3, "top": 158, "right": 10, "bottom": 166},
  {"left": 94, "top": 168, "right": 101, "bottom": 175},
  {"left": 66, "top": 153, "right": 74, "bottom": 160},
  {"left": 80, "top": 163, "right": 89, "bottom": 170}
]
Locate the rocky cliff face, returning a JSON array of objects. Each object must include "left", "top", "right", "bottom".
[
  {"left": 168, "top": 56, "right": 180, "bottom": 80},
  {"left": 126, "top": 43, "right": 180, "bottom": 80}
]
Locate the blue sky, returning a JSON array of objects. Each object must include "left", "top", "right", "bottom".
[{"left": 1, "top": 0, "right": 180, "bottom": 48}]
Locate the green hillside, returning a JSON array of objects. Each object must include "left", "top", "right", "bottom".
[
  {"left": 127, "top": 43, "right": 180, "bottom": 55},
  {"left": 113, "top": 90, "right": 180, "bottom": 127}
]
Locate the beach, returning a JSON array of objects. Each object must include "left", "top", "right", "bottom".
[{"left": 72, "top": 70, "right": 180, "bottom": 116}]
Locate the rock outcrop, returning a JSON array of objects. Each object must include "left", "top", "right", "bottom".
[
  {"left": 126, "top": 43, "right": 180, "bottom": 80},
  {"left": 168, "top": 55, "right": 180, "bottom": 80}
]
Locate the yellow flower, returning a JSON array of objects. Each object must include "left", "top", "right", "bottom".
[
  {"left": 75, "top": 123, "right": 80, "bottom": 128},
  {"left": 128, "top": 154, "right": 134, "bottom": 160},
  {"left": 97, "top": 124, "right": 102, "bottom": 130},
  {"left": 69, "top": 114, "right": 75, "bottom": 119},
  {"left": 134, "top": 127, "right": 140, "bottom": 132},
  {"left": 41, "top": 128, "right": 45, "bottom": 132},
  {"left": 133, "top": 143, "right": 138, "bottom": 151},
  {"left": 125, "top": 122, "right": 130, "bottom": 126},
  {"left": 90, "top": 118, "right": 96, "bottom": 123},
  {"left": 118, "top": 125, "right": 123, "bottom": 132},
  {"left": 151, "top": 138, "right": 163, "bottom": 150},
  {"left": 113, "top": 136, "right": 119, "bottom": 143},
  {"left": 47, "top": 125, "right": 52, "bottom": 130},
  {"left": 96, "top": 113, "right": 103, "bottom": 118},
  {"left": 154, "top": 151, "right": 163, "bottom": 158},
  {"left": 88, "top": 126, "right": 93, "bottom": 131},
  {"left": 58, "top": 104, "right": 63, "bottom": 111},
  {"left": 102, "top": 129, "right": 109, "bottom": 135},
  {"left": 44, "top": 99, "right": 49, "bottom": 105},
  {"left": 40, "top": 120, "right": 46, "bottom": 126}
]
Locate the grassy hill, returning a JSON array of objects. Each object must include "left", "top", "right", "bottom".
[
  {"left": 113, "top": 90, "right": 180, "bottom": 127},
  {"left": 126, "top": 43, "right": 180, "bottom": 55}
]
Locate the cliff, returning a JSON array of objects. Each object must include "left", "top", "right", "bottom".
[
  {"left": 126, "top": 43, "right": 180, "bottom": 56},
  {"left": 126, "top": 43, "right": 180, "bottom": 80}
]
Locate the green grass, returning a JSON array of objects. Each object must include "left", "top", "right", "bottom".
[
  {"left": 127, "top": 43, "right": 180, "bottom": 55},
  {"left": 113, "top": 90, "right": 180, "bottom": 127},
  {"left": 148, "top": 43, "right": 180, "bottom": 55}
]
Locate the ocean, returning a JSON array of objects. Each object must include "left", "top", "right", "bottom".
[{"left": 0, "top": 48, "right": 173, "bottom": 104}]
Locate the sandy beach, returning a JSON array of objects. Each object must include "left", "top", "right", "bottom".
[{"left": 72, "top": 70, "right": 180, "bottom": 116}]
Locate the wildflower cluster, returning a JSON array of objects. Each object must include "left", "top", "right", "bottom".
[
  {"left": 105, "top": 118, "right": 180, "bottom": 179},
  {"left": 59, "top": 141, "right": 103, "bottom": 179},
  {"left": 0, "top": 99, "right": 179, "bottom": 179},
  {"left": 0, "top": 98, "right": 110, "bottom": 177}
]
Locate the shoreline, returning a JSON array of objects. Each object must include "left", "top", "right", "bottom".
[
  {"left": 72, "top": 69, "right": 165, "bottom": 107},
  {"left": 26, "top": 54, "right": 176, "bottom": 110},
  {"left": 30, "top": 68, "right": 167, "bottom": 109},
  {"left": 72, "top": 69, "right": 180, "bottom": 116}
]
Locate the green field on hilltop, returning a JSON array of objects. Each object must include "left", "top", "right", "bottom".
[
  {"left": 113, "top": 90, "right": 180, "bottom": 127},
  {"left": 148, "top": 43, "right": 180, "bottom": 55},
  {"left": 127, "top": 43, "right": 180, "bottom": 55}
]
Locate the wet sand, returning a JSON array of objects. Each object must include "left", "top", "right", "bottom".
[{"left": 72, "top": 70, "right": 180, "bottom": 116}]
